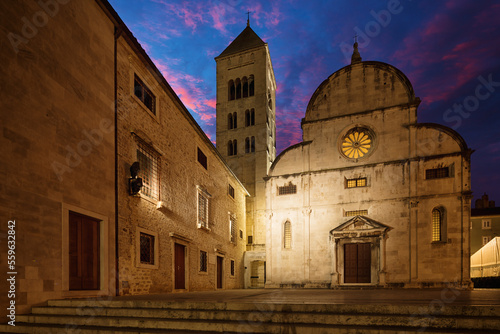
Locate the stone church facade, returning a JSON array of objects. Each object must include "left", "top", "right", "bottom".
[{"left": 263, "top": 44, "right": 473, "bottom": 289}]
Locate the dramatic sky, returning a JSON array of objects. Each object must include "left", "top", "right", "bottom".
[{"left": 109, "top": 0, "right": 500, "bottom": 204}]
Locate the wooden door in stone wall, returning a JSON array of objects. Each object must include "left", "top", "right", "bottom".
[
  {"left": 216, "top": 256, "right": 223, "bottom": 289},
  {"left": 344, "top": 243, "right": 371, "bottom": 283},
  {"left": 174, "top": 243, "right": 186, "bottom": 289},
  {"left": 69, "top": 212, "right": 100, "bottom": 290}
]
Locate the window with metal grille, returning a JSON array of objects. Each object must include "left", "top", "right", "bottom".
[
  {"left": 228, "top": 184, "right": 235, "bottom": 198},
  {"left": 432, "top": 208, "right": 442, "bottom": 241},
  {"left": 346, "top": 177, "right": 367, "bottom": 188},
  {"left": 134, "top": 74, "right": 156, "bottom": 114},
  {"left": 344, "top": 210, "right": 368, "bottom": 217},
  {"left": 426, "top": 167, "right": 449, "bottom": 179},
  {"left": 278, "top": 183, "right": 297, "bottom": 195},
  {"left": 139, "top": 233, "right": 155, "bottom": 265},
  {"left": 230, "top": 214, "right": 237, "bottom": 243},
  {"left": 197, "top": 147, "right": 207, "bottom": 169},
  {"left": 136, "top": 138, "right": 160, "bottom": 200},
  {"left": 197, "top": 187, "right": 210, "bottom": 229},
  {"left": 230, "top": 260, "right": 235, "bottom": 276},
  {"left": 200, "top": 250, "right": 207, "bottom": 272},
  {"left": 284, "top": 221, "right": 291, "bottom": 249}
]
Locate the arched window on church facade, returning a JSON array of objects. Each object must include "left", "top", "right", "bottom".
[
  {"left": 233, "top": 139, "right": 237, "bottom": 155},
  {"left": 432, "top": 207, "right": 446, "bottom": 242},
  {"left": 249, "top": 75, "right": 254, "bottom": 96},
  {"left": 235, "top": 78, "right": 241, "bottom": 99},
  {"left": 228, "top": 113, "right": 233, "bottom": 130},
  {"left": 228, "top": 140, "right": 233, "bottom": 156},
  {"left": 228, "top": 80, "right": 235, "bottom": 101},
  {"left": 250, "top": 108, "right": 255, "bottom": 125},
  {"left": 284, "top": 221, "right": 291, "bottom": 249},
  {"left": 245, "top": 137, "right": 250, "bottom": 153},
  {"left": 233, "top": 112, "right": 237, "bottom": 129},
  {"left": 251, "top": 136, "right": 255, "bottom": 152},
  {"left": 242, "top": 76, "right": 248, "bottom": 98}
]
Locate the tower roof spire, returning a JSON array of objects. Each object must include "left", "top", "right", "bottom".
[
  {"left": 351, "top": 34, "right": 362, "bottom": 64},
  {"left": 247, "top": 11, "right": 251, "bottom": 27}
]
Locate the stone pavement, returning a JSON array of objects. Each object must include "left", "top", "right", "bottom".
[{"left": 100, "top": 288, "right": 500, "bottom": 306}]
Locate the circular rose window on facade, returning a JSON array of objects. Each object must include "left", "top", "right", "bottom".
[{"left": 340, "top": 127, "right": 374, "bottom": 159}]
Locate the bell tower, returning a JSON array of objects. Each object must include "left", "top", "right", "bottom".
[{"left": 215, "top": 22, "right": 276, "bottom": 287}]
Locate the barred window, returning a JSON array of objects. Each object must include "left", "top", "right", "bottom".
[
  {"left": 140, "top": 233, "right": 155, "bottom": 265},
  {"left": 278, "top": 183, "right": 297, "bottom": 195},
  {"left": 346, "top": 177, "right": 367, "bottom": 188},
  {"left": 344, "top": 210, "right": 368, "bottom": 217},
  {"left": 200, "top": 250, "right": 207, "bottom": 272},
  {"left": 230, "top": 214, "right": 237, "bottom": 243},
  {"left": 136, "top": 138, "right": 160, "bottom": 200},
  {"left": 228, "top": 184, "right": 235, "bottom": 198},
  {"left": 426, "top": 167, "right": 449, "bottom": 179},
  {"left": 432, "top": 208, "right": 442, "bottom": 242},
  {"left": 230, "top": 260, "right": 235, "bottom": 276},
  {"left": 284, "top": 221, "right": 291, "bottom": 249},
  {"left": 134, "top": 74, "right": 156, "bottom": 114},
  {"left": 197, "top": 187, "right": 211, "bottom": 229}
]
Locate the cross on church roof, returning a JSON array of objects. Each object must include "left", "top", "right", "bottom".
[
  {"left": 354, "top": 33, "right": 358, "bottom": 44},
  {"left": 247, "top": 11, "right": 251, "bottom": 27}
]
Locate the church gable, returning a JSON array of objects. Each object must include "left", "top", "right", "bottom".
[{"left": 330, "top": 216, "right": 390, "bottom": 238}]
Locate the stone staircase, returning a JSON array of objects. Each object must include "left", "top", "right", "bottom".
[{"left": 1, "top": 298, "right": 500, "bottom": 333}]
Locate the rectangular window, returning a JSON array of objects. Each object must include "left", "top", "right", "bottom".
[
  {"left": 230, "top": 260, "right": 235, "bottom": 277},
  {"left": 136, "top": 138, "right": 160, "bottom": 200},
  {"left": 482, "top": 236, "right": 492, "bottom": 246},
  {"left": 197, "top": 147, "right": 208, "bottom": 169},
  {"left": 426, "top": 167, "right": 449, "bottom": 179},
  {"left": 248, "top": 235, "right": 253, "bottom": 244},
  {"left": 230, "top": 214, "right": 237, "bottom": 243},
  {"left": 197, "top": 187, "right": 210, "bottom": 229},
  {"left": 344, "top": 210, "right": 368, "bottom": 217},
  {"left": 134, "top": 74, "right": 156, "bottom": 114},
  {"left": 278, "top": 183, "right": 297, "bottom": 195},
  {"left": 228, "top": 184, "right": 235, "bottom": 198},
  {"left": 200, "top": 250, "right": 207, "bottom": 272},
  {"left": 240, "top": 230, "right": 243, "bottom": 239},
  {"left": 482, "top": 219, "right": 491, "bottom": 229},
  {"left": 346, "top": 177, "right": 367, "bottom": 188},
  {"left": 139, "top": 233, "right": 155, "bottom": 265}
]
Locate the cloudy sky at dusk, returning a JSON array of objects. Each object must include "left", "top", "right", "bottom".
[{"left": 109, "top": 0, "right": 500, "bottom": 204}]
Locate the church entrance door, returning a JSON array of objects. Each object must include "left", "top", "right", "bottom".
[{"left": 344, "top": 243, "right": 371, "bottom": 283}]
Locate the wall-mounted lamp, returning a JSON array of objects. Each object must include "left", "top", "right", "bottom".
[{"left": 129, "top": 161, "right": 143, "bottom": 195}]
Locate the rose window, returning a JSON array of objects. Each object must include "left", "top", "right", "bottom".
[{"left": 341, "top": 128, "right": 373, "bottom": 159}]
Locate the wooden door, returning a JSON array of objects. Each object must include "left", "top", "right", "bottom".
[
  {"left": 69, "top": 212, "right": 100, "bottom": 290},
  {"left": 344, "top": 243, "right": 371, "bottom": 283},
  {"left": 216, "top": 256, "right": 223, "bottom": 289},
  {"left": 174, "top": 243, "right": 185, "bottom": 289}
]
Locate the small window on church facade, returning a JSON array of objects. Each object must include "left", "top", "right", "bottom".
[
  {"left": 139, "top": 232, "right": 155, "bottom": 265},
  {"left": 284, "top": 221, "right": 291, "bottom": 249},
  {"left": 228, "top": 184, "right": 235, "bottom": 198},
  {"left": 278, "top": 182, "right": 297, "bottom": 195},
  {"left": 426, "top": 167, "right": 449, "bottom": 179},
  {"left": 229, "top": 214, "right": 237, "bottom": 243},
  {"left": 136, "top": 137, "right": 160, "bottom": 200},
  {"left": 346, "top": 177, "right": 367, "bottom": 188},
  {"left": 199, "top": 250, "right": 207, "bottom": 272},
  {"left": 134, "top": 74, "right": 156, "bottom": 114},
  {"left": 344, "top": 210, "right": 368, "bottom": 217},
  {"left": 432, "top": 208, "right": 442, "bottom": 242}
]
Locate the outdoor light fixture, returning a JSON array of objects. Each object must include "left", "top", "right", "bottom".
[{"left": 129, "top": 161, "right": 143, "bottom": 195}]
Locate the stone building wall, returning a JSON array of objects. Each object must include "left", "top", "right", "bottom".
[
  {"left": 116, "top": 36, "right": 247, "bottom": 295},
  {"left": 0, "top": 0, "right": 116, "bottom": 319}
]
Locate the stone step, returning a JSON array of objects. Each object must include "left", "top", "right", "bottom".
[{"left": 1, "top": 299, "right": 499, "bottom": 333}]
